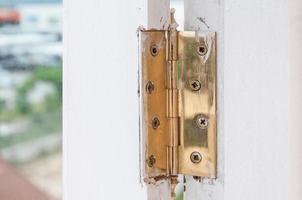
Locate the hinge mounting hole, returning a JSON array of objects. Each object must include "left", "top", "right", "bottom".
[
  {"left": 151, "top": 117, "right": 160, "bottom": 129},
  {"left": 197, "top": 44, "right": 207, "bottom": 56},
  {"left": 146, "top": 81, "right": 155, "bottom": 94},
  {"left": 195, "top": 114, "right": 209, "bottom": 129},
  {"left": 146, "top": 155, "right": 156, "bottom": 167},
  {"left": 189, "top": 80, "right": 201, "bottom": 91},
  {"left": 190, "top": 152, "right": 202, "bottom": 164},
  {"left": 150, "top": 45, "right": 159, "bottom": 56}
]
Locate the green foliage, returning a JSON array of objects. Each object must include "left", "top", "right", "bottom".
[
  {"left": 0, "top": 66, "right": 62, "bottom": 117},
  {"left": 176, "top": 192, "right": 184, "bottom": 200},
  {"left": 16, "top": 66, "right": 62, "bottom": 114},
  {"left": 0, "top": 65, "right": 62, "bottom": 150},
  {"left": 0, "top": 109, "right": 62, "bottom": 148},
  {"left": 0, "top": 98, "right": 6, "bottom": 113},
  {"left": 34, "top": 66, "right": 62, "bottom": 98},
  {"left": 0, "top": 110, "right": 20, "bottom": 122}
]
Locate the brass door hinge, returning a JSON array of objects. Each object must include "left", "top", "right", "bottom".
[{"left": 139, "top": 21, "right": 217, "bottom": 188}]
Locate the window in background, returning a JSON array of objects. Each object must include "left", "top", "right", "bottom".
[{"left": 0, "top": 0, "right": 62, "bottom": 199}]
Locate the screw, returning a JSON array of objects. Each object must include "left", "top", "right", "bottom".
[
  {"left": 152, "top": 117, "right": 160, "bottom": 129},
  {"left": 146, "top": 155, "right": 156, "bottom": 167},
  {"left": 190, "top": 152, "right": 202, "bottom": 164},
  {"left": 146, "top": 81, "right": 154, "bottom": 94},
  {"left": 150, "top": 45, "right": 159, "bottom": 56},
  {"left": 193, "top": 176, "right": 202, "bottom": 182},
  {"left": 189, "top": 79, "right": 201, "bottom": 91},
  {"left": 195, "top": 115, "right": 209, "bottom": 129},
  {"left": 197, "top": 44, "right": 207, "bottom": 56}
]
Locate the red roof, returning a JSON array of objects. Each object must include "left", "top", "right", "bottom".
[
  {"left": 0, "top": 9, "right": 20, "bottom": 23},
  {"left": 0, "top": 159, "right": 51, "bottom": 200}
]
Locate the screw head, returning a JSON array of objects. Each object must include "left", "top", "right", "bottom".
[
  {"left": 190, "top": 152, "right": 202, "bottom": 164},
  {"left": 195, "top": 114, "right": 209, "bottom": 129},
  {"left": 189, "top": 79, "right": 201, "bottom": 91},
  {"left": 146, "top": 81, "right": 154, "bottom": 94},
  {"left": 150, "top": 45, "right": 159, "bottom": 56},
  {"left": 146, "top": 155, "right": 156, "bottom": 167},
  {"left": 193, "top": 176, "right": 202, "bottom": 182},
  {"left": 152, "top": 117, "right": 160, "bottom": 129},
  {"left": 197, "top": 44, "right": 208, "bottom": 56}
]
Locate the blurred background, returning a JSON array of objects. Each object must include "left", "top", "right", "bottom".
[{"left": 0, "top": 0, "right": 62, "bottom": 199}]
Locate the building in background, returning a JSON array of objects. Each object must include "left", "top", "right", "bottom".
[
  {"left": 0, "top": 0, "right": 62, "bottom": 199},
  {"left": 0, "top": 8, "right": 20, "bottom": 25},
  {"left": 18, "top": 3, "right": 62, "bottom": 34}
]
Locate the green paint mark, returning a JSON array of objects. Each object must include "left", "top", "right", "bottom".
[
  {"left": 176, "top": 192, "right": 184, "bottom": 200},
  {"left": 177, "top": 61, "right": 181, "bottom": 80}
]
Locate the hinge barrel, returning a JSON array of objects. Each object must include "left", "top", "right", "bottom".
[{"left": 167, "top": 28, "right": 179, "bottom": 176}]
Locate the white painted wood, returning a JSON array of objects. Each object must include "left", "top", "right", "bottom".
[
  {"left": 185, "top": 0, "right": 289, "bottom": 200},
  {"left": 289, "top": 0, "right": 302, "bottom": 199},
  {"left": 223, "top": 1, "right": 288, "bottom": 199},
  {"left": 147, "top": 181, "right": 171, "bottom": 200},
  {"left": 63, "top": 0, "right": 147, "bottom": 199},
  {"left": 184, "top": 0, "right": 221, "bottom": 31},
  {"left": 148, "top": 0, "right": 170, "bottom": 29}
]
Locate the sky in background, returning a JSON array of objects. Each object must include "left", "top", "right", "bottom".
[{"left": 0, "top": 0, "right": 61, "bottom": 6}]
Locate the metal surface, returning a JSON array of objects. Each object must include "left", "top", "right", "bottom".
[
  {"left": 140, "top": 30, "right": 217, "bottom": 180},
  {"left": 146, "top": 155, "right": 157, "bottom": 168},
  {"left": 190, "top": 152, "right": 202, "bottom": 164},
  {"left": 141, "top": 31, "right": 169, "bottom": 178},
  {"left": 146, "top": 81, "right": 155, "bottom": 94},
  {"left": 152, "top": 117, "right": 160, "bottom": 129},
  {"left": 195, "top": 114, "right": 209, "bottom": 129},
  {"left": 189, "top": 79, "right": 201, "bottom": 91},
  {"left": 178, "top": 31, "right": 217, "bottom": 178},
  {"left": 197, "top": 44, "right": 208, "bottom": 56}
]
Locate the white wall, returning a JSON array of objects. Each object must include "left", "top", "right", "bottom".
[
  {"left": 289, "top": 0, "right": 302, "bottom": 199},
  {"left": 223, "top": 0, "right": 288, "bottom": 199},
  {"left": 64, "top": 0, "right": 294, "bottom": 200},
  {"left": 63, "top": 0, "right": 146, "bottom": 199}
]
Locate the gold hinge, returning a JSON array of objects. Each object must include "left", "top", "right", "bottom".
[{"left": 139, "top": 28, "right": 217, "bottom": 182}]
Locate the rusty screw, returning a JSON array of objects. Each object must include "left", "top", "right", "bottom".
[
  {"left": 190, "top": 152, "right": 202, "bottom": 164},
  {"left": 189, "top": 79, "right": 201, "bottom": 91},
  {"left": 150, "top": 45, "right": 159, "bottom": 56},
  {"left": 195, "top": 115, "right": 209, "bottom": 129},
  {"left": 197, "top": 44, "right": 207, "bottom": 56},
  {"left": 146, "top": 81, "right": 154, "bottom": 94},
  {"left": 193, "top": 176, "right": 202, "bottom": 182},
  {"left": 146, "top": 155, "right": 156, "bottom": 167},
  {"left": 152, "top": 117, "right": 160, "bottom": 129}
]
